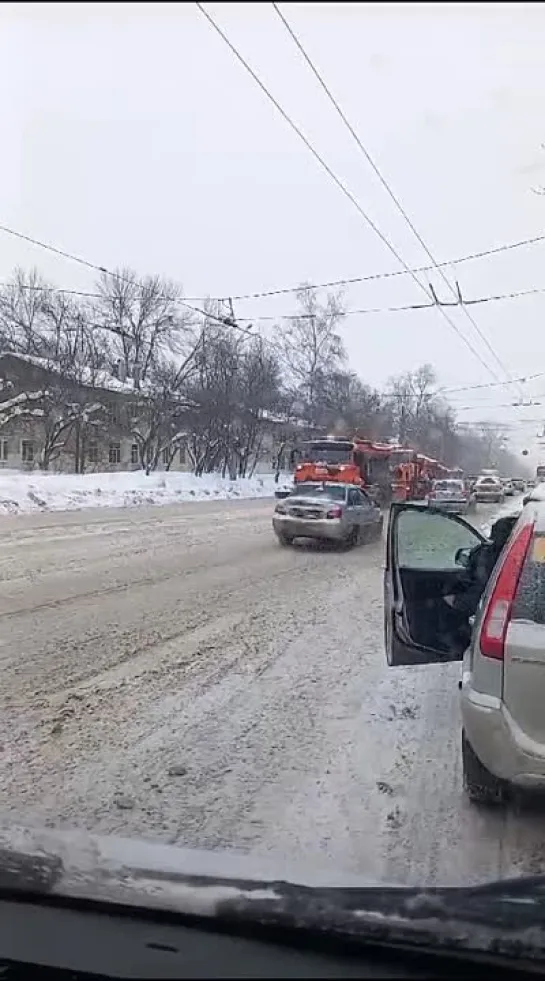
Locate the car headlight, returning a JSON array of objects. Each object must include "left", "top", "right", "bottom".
[{"left": 275, "top": 504, "right": 287, "bottom": 514}]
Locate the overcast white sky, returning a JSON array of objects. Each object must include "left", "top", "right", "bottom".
[{"left": 2, "top": 2, "right": 545, "bottom": 463}]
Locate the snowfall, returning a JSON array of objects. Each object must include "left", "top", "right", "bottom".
[{"left": 0, "top": 468, "right": 284, "bottom": 515}]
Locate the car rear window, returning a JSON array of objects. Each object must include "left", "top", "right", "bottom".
[
  {"left": 291, "top": 483, "right": 347, "bottom": 502},
  {"left": 433, "top": 480, "right": 464, "bottom": 492},
  {"left": 512, "top": 532, "right": 545, "bottom": 624}
]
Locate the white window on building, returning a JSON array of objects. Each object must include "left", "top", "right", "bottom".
[
  {"left": 131, "top": 443, "right": 139, "bottom": 465},
  {"left": 21, "top": 440, "right": 34, "bottom": 463},
  {"left": 0, "top": 439, "right": 8, "bottom": 462},
  {"left": 109, "top": 442, "right": 121, "bottom": 465},
  {"left": 87, "top": 442, "right": 98, "bottom": 464},
  {"left": 108, "top": 402, "right": 121, "bottom": 426},
  {"left": 162, "top": 446, "right": 170, "bottom": 466}
]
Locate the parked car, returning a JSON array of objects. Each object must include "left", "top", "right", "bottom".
[
  {"left": 473, "top": 475, "right": 505, "bottom": 504},
  {"left": 384, "top": 498, "right": 545, "bottom": 804},
  {"left": 427, "top": 478, "right": 475, "bottom": 515},
  {"left": 272, "top": 481, "right": 383, "bottom": 548},
  {"left": 512, "top": 478, "right": 526, "bottom": 493}
]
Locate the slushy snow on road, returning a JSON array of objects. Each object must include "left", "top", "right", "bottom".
[{"left": 0, "top": 469, "right": 282, "bottom": 515}]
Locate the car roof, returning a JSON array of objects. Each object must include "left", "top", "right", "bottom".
[{"left": 293, "top": 481, "right": 351, "bottom": 491}]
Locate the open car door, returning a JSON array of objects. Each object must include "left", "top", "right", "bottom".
[{"left": 384, "top": 503, "right": 487, "bottom": 666}]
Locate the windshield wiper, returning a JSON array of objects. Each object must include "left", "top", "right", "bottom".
[
  {"left": 3, "top": 839, "right": 545, "bottom": 970},
  {"left": 213, "top": 875, "right": 545, "bottom": 968}
]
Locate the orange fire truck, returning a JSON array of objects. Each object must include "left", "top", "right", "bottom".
[
  {"left": 282, "top": 436, "right": 402, "bottom": 504},
  {"left": 276, "top": 435, "right": 451, "bottom": 503},
  {"left": 390, "top": 452, "right": 449, "bottom": 502}
]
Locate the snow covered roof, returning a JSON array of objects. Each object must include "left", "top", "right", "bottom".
[
  {"left": 259, "top": 408, "right": 314, "bottom": 429},
  {"left": 0, "top": 351, "right": 136, "bottom": 395}
]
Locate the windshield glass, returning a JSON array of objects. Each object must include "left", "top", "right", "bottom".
[
  {"left": 302, "top": 442, "right": 353, "bottom": 464},
  {"left": 3, "top": 0, "right": 542, "bottom": 932},
  {"left": 291, "top": 483, "right": 347, "bottom": 501}
]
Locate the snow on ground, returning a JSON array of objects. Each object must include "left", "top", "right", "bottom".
[
  {"left": 5, "top": 499, "right": 545, "bottom": 887},
  {"left": 479, "top": 493, "right": 526, "bottom": 537},
  {"left": 0, "top": 468, "right": 282, "bottom": 515}
]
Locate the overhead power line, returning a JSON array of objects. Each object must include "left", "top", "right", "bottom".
[
  {"left": 271, "top": 1, "right": 519, "bottom": 396},
  {"left": 6, "top": 277, "right": 545, "bottom": 323},
  {"left": 225, "top": 231, "right": 545, "bottom": 301},
  {"left": 0, "top": 216, "right": 540, "bottom": 414},
  {"left": 455, "top": 397, "right": 545, "bottom": 412},
  {"left": 5, "top": 228, "right": 545, "bottom": 305},
  {"left": 196, "top": 1, "right": 504, "bottom": 384},
  {"left": 380, "top": 372, "right": 545, "bottom": 399},
  {"left": 7, "top": 268, "right": 545, "bottom": 323},
  {"left": 0, "top": 222, "right": 253, "bottom": 336},
  {"left": 441, "top": 372, "right": 545, "bottom": 395},
  {"left": 233, "top": 282, "right": 545, "bottom": 321}
]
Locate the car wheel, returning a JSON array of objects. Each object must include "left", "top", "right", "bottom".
[
  {"left": 276, "top": 533, "right": 294, "bottom": 547},
  {"left": 462, "top": 732, "right": 506, "bottom": 805},
  {"left": 343, "top": 526, "right": 359, "bottom": 549}
]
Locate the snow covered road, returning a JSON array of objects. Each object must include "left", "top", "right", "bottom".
[{"left": 2, "top": 496, "right": 544, "bottom": 887}]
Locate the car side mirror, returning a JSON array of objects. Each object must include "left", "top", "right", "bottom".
[{"left": 455, "top": 546, "right": 471, "bottom": 568}]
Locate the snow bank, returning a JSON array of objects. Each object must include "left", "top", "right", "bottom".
[
  {"left": 523, "top": 481, "right": 545, "bottom": 502},
  {"left": 0, "top": 469, "right": 281, "bottom": 515},
  {"left": 479, "top": 494, "right": 525, "bottom": 537}
]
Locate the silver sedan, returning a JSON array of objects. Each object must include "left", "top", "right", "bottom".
[{"left": 272, "top": 482, "right": 384, "bottom": 548}]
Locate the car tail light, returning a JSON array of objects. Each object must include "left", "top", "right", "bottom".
[
  {"left": 480, "top": 522, "right": 534, "bottom": 660},
  {"left": 326, "top": 505, "right": 343, "bottom": 519}
]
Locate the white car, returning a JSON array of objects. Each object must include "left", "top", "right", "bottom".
[
  {"left": 427, "top": 478, "right": 475, "bottom": 515},
  {"left": 473, "top": 476, "right": 505, "bottom": 504},
  {"left": 384, "top": 499, "right": 545, "bottom": 803}
]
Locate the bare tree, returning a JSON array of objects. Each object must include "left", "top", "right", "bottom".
[
  {"left": 93, "top": 268, "right": 194, "bottom": 387},
  {"left": 312, "top": 369, "right": 390, "bottom": 438},
  {"left": 182, "top": 325, "right": 283, "bottom": 477},
  {"left": 278, "top": 285, "right": 346, "bottom": 426},
  {"left": 129, "top": 338, "right": 203, "bottom": 475},
  {"left": 0, "top": 267, "right": 52, "bottom": 354},
  {"left": 386, "top": 363, "right": 439, "bottom": 445},
  {"left": 230, "top": 336, "right": 283, "bottom": 477},
  {"left": 184, "top": 327, "right": 243, "bottom": 475}
]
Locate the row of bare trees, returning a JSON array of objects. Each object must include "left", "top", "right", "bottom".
[{"left": 0, "top": 266, "right": 524, "bottom": 477}]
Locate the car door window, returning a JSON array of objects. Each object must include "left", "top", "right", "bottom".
[
  {"left": 356, "top": 489, "right": 372, "bottom": 507},
  {"left": 396, "top": 507, "right": 484, "bottom": 570},
  {"left": 347, "top": 489, "right": 359, "bottom": 507}
]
